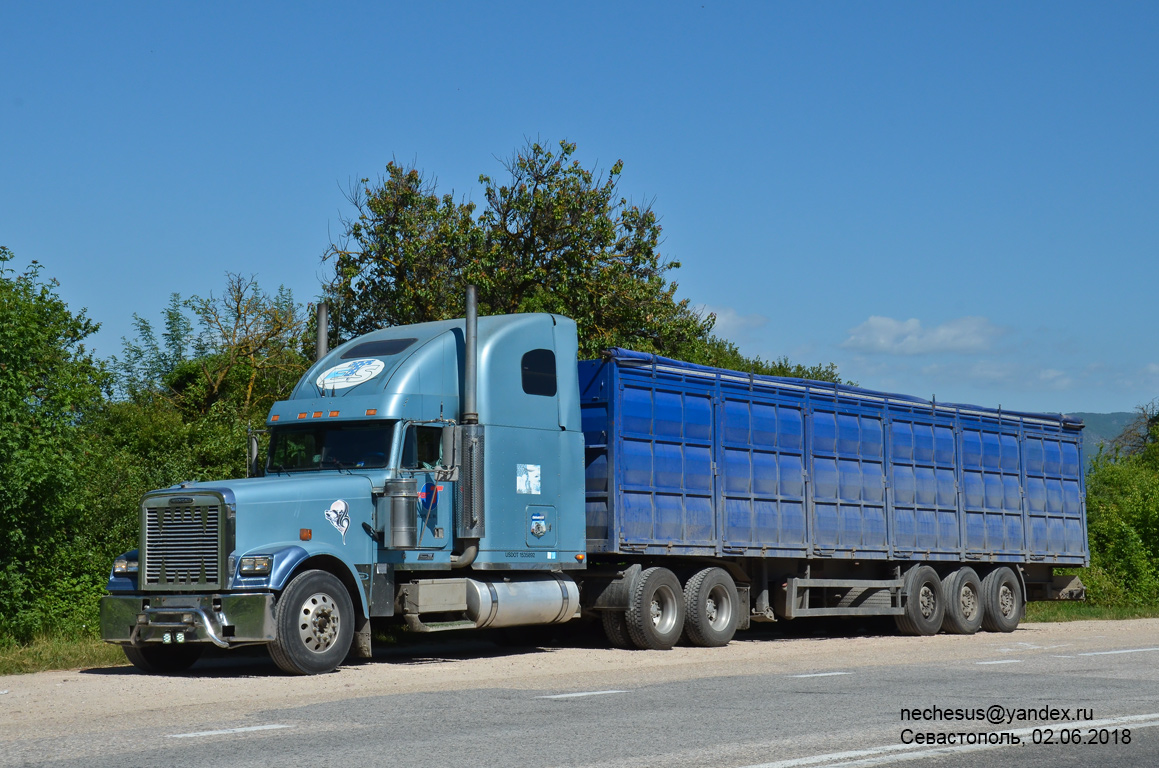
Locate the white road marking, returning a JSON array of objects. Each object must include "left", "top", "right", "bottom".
[
  {"left": 1078, "top": 647, "right": 1159, "bottom": 656},
  {"left": 169, "top": 724, "right": 292, "bottom": 738},
  {"left": 791, "top": 672, "right": 852, "bottom": 678},
  {"left": 535, "top": 690, "right": 627, "bottom": 699},
  {"left": 737, "top": 712, "right": 1159, "bottom": 768},
  {"left": 1051, "top": 655, "right": 1076, "bottom": 658},
  {"left": 976, "top": 660, "right": 1022, "bottom": 665}
]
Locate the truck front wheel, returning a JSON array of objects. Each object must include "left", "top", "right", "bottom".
[
  {"left": 269, "top": 569, "right": 355, "bottom": 675},
  {"left": 625, "top": 567, "right": 685, "bottom": 650},
  {"left": 123, "top": 644, "right": 203, "bottom": 673}
]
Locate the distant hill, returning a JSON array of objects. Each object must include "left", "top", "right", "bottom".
[{"left": 1066, "top": 411, "right": 1137, "bottom": 461}]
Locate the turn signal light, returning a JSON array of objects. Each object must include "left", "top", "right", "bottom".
[
  {"left": 300, "top": 528, "right": 312, "bottom": 541},
  {"left": 575, "top": 554, "right": 585, "bottom": 562}
]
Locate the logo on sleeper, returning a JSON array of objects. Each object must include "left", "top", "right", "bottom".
[{"left": 315, "top": 358, "right": 385, "bottom": 390}]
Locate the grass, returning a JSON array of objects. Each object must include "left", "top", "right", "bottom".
[
  {"left": 1024, "top": 601, "right": 1159, "bottom": 622},
  {"left": 0, "top": 636, "right": 127, "bottom": 677}
]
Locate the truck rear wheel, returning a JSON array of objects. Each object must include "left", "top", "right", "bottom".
[
  {"left": 625, "top": 567, "right": 684, "bottom": 650},
  {"left": 895, "top": 565, "right": 945, "bottom": 636},
  {"left": 940, "top": 567, "right": 983, "bottom": 635},
  {"left": 601, "top": 610, "right": 633, "bottom": 649},
  {"left": 981, "top": 567, "right": 1023, "bottom": 633},
  {"left": 683, "top": 568, "right": 739, "bottom": 647},
  {"left": 269, "top": 569, "right": 355, "bottom": 675},
  {"left": 123, "top": 644, "right": 203, "bottom": 673}
]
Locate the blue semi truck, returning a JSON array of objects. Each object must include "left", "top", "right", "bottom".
[{"left": 100, "top": 290, "right": 1087, "bottom": 674}]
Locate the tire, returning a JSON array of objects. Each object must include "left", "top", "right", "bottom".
[
  {"left": 601, "top": 610, "right": 633, "bottom": 649},
  {"left": 981, "top": 567, "right": 1023, "bottom": 633},
  {"left": 269, "top": 569, "right": 355, "bottom": 675},
  {"left": 624, "top": 567, "right": 685, "bottom": 650},
  {"left": 894, "top": 565, "right": 945, "bottom": 636},
  {"left": 123, "top": 644, "right": 203, "bottom": 673},
  {"left": 683, "top": 568, "right": 739, "bottom": 647},
  {"left": 940, "top": 567, "right": 983, "bottom": 635}
]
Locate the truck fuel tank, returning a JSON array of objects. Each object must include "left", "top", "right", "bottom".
[{"left": 398, "top": 574, "right": 579, "bottom": 631}]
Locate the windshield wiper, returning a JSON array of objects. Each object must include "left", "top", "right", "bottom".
[{"left": 321, "top": 457, "right": 351, "bottom": 473}]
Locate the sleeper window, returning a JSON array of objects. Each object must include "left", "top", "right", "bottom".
[{"left": 521, "top": 349, "right": 556, "bottom": 397}]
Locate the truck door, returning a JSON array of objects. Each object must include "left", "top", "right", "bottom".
[{"left": 399, "top": 423, "right": 453, "bottom": 550}]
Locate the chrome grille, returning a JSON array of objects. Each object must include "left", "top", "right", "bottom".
[{"left": 144, "top": 502, "right": 222, "bottom": 588}]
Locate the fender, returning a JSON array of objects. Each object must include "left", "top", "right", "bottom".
[{"left": 234, "top": 543, "right": 370, "bottom": 618}]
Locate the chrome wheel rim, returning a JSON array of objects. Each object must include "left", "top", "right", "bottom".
[
  {"left": 298, "top": 592, "right": 341, "bottom": 653},
  {"left": 649, "top": 585, "right": 679, "bottom": 635},
  {"left": 706, "top": 584, "right": 733, "bottom": 631}
]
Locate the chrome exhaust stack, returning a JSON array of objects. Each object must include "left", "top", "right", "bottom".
[{"left": 455, "top": 286, "right": 485, "bottom": 556}]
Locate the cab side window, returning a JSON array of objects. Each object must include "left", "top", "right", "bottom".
[
  {"left": 402, "top": 425, "right": 443, "bottom": 469},
  {"left": 521, "top": 348, "right": 556, "bottom": 397}
]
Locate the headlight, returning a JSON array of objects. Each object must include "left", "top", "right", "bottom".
[
  {"left": 113, "top": 558, "right": 139, "bottom": 574},
  {"left": 239, "top": 556, "right": 272, "bottom": 576}
]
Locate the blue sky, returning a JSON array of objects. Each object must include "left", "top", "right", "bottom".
[{"left": 2, "top": 2, "right": 1156, "bottom": 415}]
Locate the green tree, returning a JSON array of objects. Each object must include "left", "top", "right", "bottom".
[
  {"left": 1082, "top": 449, "right": 1159, "bottom": 605},
  {"left": 324, "top": 140, "right": 843, "bottom": 381},
  {"left": 0, "top": 247, "right": 109, "bottom": 642}
]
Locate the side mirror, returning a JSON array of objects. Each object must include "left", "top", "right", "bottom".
[
  {"left": 440, "top": 426, "right": 457, "bottom": 470},
  {"left": 248, "top": 433, "right": 263, "bottom": 478}
]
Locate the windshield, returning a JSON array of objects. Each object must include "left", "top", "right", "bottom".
[{"left": 267, "top": 420, "right": 396, "bottom": 471}]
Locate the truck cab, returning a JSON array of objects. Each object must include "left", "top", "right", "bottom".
[{"left": 101, "top": 310, "right": 586, "bottom": 674}]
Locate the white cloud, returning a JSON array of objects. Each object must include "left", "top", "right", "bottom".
[
  {"left": 841, "top": 316, "right": 1004, "bottom": 355},
  {"left": 1039, "top": 368, "right": 1073, "bottom": 390}
]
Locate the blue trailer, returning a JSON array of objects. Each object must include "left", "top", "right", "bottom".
[
  {"left": 578, "top": 349, "right": 1086, "bottom": 643},
  {"left": 100, "top": 292, "right": 1087, "bottom": 674}
]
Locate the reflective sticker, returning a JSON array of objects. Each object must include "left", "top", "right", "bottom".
[
  {"left": 315, "top": 358, "right": 386, "bottom": 390},
  {"left": 324, "top": 499, "right": 351, "bottom": 544},
  {"left": 516, "top": 464, "right": 541, "bottom": 495},
  {"left": 530, "top": 512, "right": 547, "bottom": 538},
  {"left": 547, "top": 552, "right": 557, "bottom": 560}
]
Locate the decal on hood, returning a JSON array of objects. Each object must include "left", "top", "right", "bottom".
[{"left": 325, "top": 499, "right": 351, "bottom": 544}]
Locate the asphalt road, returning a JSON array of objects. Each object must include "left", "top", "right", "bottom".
[{"left": 4, "top": 619, "right": 1159, "bottom": 767}]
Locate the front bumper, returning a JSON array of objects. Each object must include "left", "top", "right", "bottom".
[{"left": 100, "top": 593, "right": 276, "bottom": 648}]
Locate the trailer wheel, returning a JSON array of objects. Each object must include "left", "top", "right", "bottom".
[
  {"left": 895, "top": 565, "right": 944, "bottom": 636},
  {"left": 940, "top": 568, "right": 983, "bottom": 635},
  {"left": 123, "top": 644, "right": 203, "bottom": 674},
  {"left": 269, "top": 569, "right": 355, "bottom": 675},
  {"left": 601, "top": 610, "right": 633, "bottom": 649},
  {"left": 683, "top": 568, "right": 739, "bottom": 647},
  {"left": 625, "top": 567, "right": 685, "bottom": 650},
  {"left": 981, "top": 567, "right": 1023, "bottom": 633}
]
